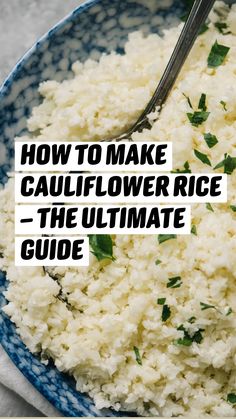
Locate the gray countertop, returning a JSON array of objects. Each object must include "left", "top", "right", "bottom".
[
  {"left": 0, "top": 1, "right": 83, "bottom": 416},
  {"left": 0, "top": 0, "right": 83, "bottom": 83}
]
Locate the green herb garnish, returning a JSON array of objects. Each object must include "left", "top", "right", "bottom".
[
  {"left": 187, "top": 111, "right": 210, "bottom": 127},
  {"left": 215, "top": 21, "right": 231, "bottom": 35},
  {"left": 171, "top": 161, "right": 191, "bottom": 173},
  {"left": 171, "top": 161, "right": 191, "bottom": 174},
  {"left": 176, "top": 324, "right": 204, "bottom": 346},
  {"left": 206, "top": 203, "right": 214, "bottom": 212},
  {"left": 89, "top": 235, "right": 115, "bottom": 261},
  {"left": 220, "top": 100, "right": 227, "bottom": 111},
  {"left": 207, "top": 40, "right": 230, "bottom": 68},
  {"left": 192, "top": 329, "right": 205, "bottom": 344},
  {"left": 227, "top": 393, "right": 236, "bottom": 404},
  {"left": 198, "top": 23, "right": 209, "bottom": 35},
  {"left": 133, "top": 346, "right": 142, "bottom": 365},
  {"left": 187, "top": 93, "right": 210, "bottom": 127},
  {"left": 194, "top": 149, "right": 211, "bottom": 166},
  {"left": 158, "top": 234, "right": 177, "bottom": 244},
  {"left": 177, "top": 337, "right": 193, "bottom": 346},
  {"left": 214, "top": 153, "right": 236, "bottom": 174},
  {"left": 162, "top": 305, "right": 171, "bottom": 322},
  {"left": 157, "top": 298, "right": 166, "bottom": 305},
  {"left": 188, "top": 316, "right": 196, "bottom": 324},
  {"left": 198, "top": 93, "right": 207, "bottom": 111},
  {"left": 183, "top": 93, "right": 193, "bottom": 109},
  {"left": 167, "top": 276, "right": 182, "bottom": 289},
  {"left": 230, "top": 205, "right": 236, "bottom": 212},
  {"left": 200, "top": 302, "right": 216, "bottom": 311},
  {"left": 204, "top": 133, "right": 218, "bottom": 149},
  {"left": 155, "top": 258, "right": 162, "bottom": 266},
  {"left": 226, "top": 307, "right": 233, "bottom": 316},
  {"left": 191, "top": 225, "right": 197, "bottom": 236},
  {"left": 200, "top": 302, "right": 229, "bottom": 315}
]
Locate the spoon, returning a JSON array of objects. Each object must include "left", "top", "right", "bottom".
[{"left": 110, "top": 0, "right": 216, "bottom": 141}]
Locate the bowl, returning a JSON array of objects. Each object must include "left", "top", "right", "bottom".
[{"left": 0, "top": 0, "right": 228, "bottom": 416}]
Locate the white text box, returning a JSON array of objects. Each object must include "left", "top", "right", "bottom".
[
  {"left": 15, "top": 204, "right": 191, "bottom": 235},
  {"left": 15, "top": 141, "right": 172, "bottom": 172},
  {"left": 15, "top": 173, "right": 227, "bottom": 204},
  {"left": 15, "top": 236, "right": 89, "bottom": 266}
]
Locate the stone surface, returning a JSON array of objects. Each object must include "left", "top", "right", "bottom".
[{"left": 0, "top": 0, "right": 82, "bottom": 83}]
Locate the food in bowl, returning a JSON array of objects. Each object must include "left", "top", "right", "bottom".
[{"left": 1, "top": 1, "right": 236, "bottom": 416}]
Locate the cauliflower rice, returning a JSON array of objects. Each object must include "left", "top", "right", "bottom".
[{"left": 1, "top": 2, "right": 236, "bottom": 416}]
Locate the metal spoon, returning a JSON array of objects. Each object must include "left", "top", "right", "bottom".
[{"left": 110, "top": 0, "right": 216, "bottom": 141}]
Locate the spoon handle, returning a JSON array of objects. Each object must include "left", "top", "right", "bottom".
[{"left": 133, "top": 0, "right": 216, "bottom": 130}]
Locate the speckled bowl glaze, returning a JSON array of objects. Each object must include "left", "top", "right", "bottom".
[{"left": 1, "top": 0, "right": 232, "bottom": 416}]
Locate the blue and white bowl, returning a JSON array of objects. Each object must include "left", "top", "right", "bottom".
[{"left": 0, "top": 0, "right": 231, "bottom": 416}]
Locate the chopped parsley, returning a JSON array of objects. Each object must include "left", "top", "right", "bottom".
[
  {"left": 214, "top": 153, "right": 236, "bottom": 175},
  {"left": 227, "top": 393, "right": 236, "bottom": 404},
  {"left": 200, "top": 302, "right": 232, "bottom": 315},
  {"left": 194, "top": 149, "right": 211, "bottom": 166},
  {"left": 187, "top": 111, "right": 210, "bottom": 127},
  {"left": 158, "top": 234, "right": 177, "bottom": 244},
  {"left": 200, "top": 302, "right": 216, "bottom": 311},
  {"left": 176, "top": 336, "right": 193, "bottom": 346},
  {"left": 207, "top": 41, "right": 230, "bottom": 68},
  {"left": 89, "top": 234, "right": 115, "bottom": 261},
  {"left": 155, "top": 258, "right": 162, "bottom": 266},
  {"left": 198, "top": 93, "right": 207, "bottom": 111},
  {"left": 198, "top": 23, "right": 209, "bottom": 35},
  {"left": 220, "top": 100, "right": 227, "bottom": 111},
  {"left": 188, "top": 316, "right": 196, "bottom": 324},
  {"left": 133, "top": 346, "right": 142, "bottom": 365},
  {"left": 191, "top": 225, "right": 197, "bottom": 236},
  {"left": 230, "top": 205, "right": 236, "bottom": 212},
  {"left": 206, "top": 203, "right": 214, "bottom": 212},
  {"left": 176, "top": 324, "right": 204, "bottom": 346},
  {"left": 183, "top": 93, "right": 193, "bottom": 109},
  {"left": 167, "top": 276, "right": 182, "bottom": 289},
  {"left": 171, "top": 161, "right": 191, "bottom": 174},
  {"left": 215, "top": 21, "right": 231, "bottom": 35},
  {"left": 226, "top": 307, "right": 233, "bottom": 316},
  {"left": 157, "top": 298, "right": 166, "bottom": 305},
  {"left": 187, "top": 93, "right": 210, "bottom": 127},
  {"left": 161, "top": 304, "right": 171, "bottom": 322},
  {"left": 204, "top": 133, "right": 218, "bottom": 149}
]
